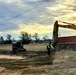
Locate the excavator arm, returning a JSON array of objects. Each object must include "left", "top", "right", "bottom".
[
  {"left": 58, "top": 24, "right": 76, "bottom": 30},
  {"left": 52, "top": 21, "right": 76, "bottom": 49}
]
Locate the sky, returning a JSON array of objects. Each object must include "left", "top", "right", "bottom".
[{"left": 0, "top": 0, "right": 76, "bottom": 40}]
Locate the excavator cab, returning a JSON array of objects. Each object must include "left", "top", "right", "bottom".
[{"left": 12, "top": 40, "right": 26, "bottom": 54}]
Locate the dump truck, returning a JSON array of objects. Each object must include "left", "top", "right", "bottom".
[{"left": 58, "top": 36, "right": 76, "bottom": 50}]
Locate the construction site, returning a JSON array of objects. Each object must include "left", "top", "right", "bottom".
[
  {"left": 0, "top": 21, "right": 76, "bottom": 75},
  {"left": 0, "top": 0, "right": 76, "bottom": 75}
]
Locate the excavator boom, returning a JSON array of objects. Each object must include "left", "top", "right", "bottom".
[{"left": 58, "top": 24, "right": 76, "bottom": 30}]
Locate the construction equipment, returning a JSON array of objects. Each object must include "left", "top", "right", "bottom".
[
  {"left": 51, "top": 21, "right": 76, "bottom": 50},
  {"left": 12, "top": 40, "right": 26, "bottom": 54}
]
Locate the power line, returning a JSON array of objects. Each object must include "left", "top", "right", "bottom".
[{"left": 0, "top": 1, "right": 49, "bottom": 24}]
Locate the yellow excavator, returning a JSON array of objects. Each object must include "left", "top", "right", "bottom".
[{"left": 51, "top": 21, "right": 76, "bottom": 50}]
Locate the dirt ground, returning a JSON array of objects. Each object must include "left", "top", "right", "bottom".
[{"left": 0, "top": 44, "right": 76, "bottom": 75}]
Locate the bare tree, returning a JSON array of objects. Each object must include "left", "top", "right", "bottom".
[
  {"left": 20, "top": 31, "right": 31, "bottom": 44},
  {"left": 28, "top": 34, "right": 32, "bottom": 40},
  {"left": 43, "top": 35, "right": 48, "bottom": 41},
  {"left": 32, "top": 33, "right": 39, "bottom": 43},
  {"left": 7, "top": 34, "right": 12, "bottom": 40},
  {"left": 0, "top": 36, "right": 4, "bottom": 44},
  {"left": 6, "top": 34, "right": 12, "bottom": 44},
  {"left": 20, "top": 31, "right": 29, "bottom": 40},
  {"left": 42, "top": 35, "right": 49, "bottom": 43}
]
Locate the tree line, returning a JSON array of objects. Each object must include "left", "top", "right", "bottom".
[{"left": 0, "top": 32, "right": 51, "bottom": 45}]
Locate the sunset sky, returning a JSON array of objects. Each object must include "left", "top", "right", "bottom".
[{"left": 0, "top": 0, "right": 76, "bottom": 40}]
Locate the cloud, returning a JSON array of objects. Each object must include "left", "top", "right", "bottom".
[
  {"left": 46, "top": 0, "right": 76, "bottom": 22},
  {"left": 0, "top": 0, "right": 76, "bottom": 38},
  {"left": 10, "top": 23, "right": 53, "bottom": 34},
  {"left": 0, "top": 23, "right": 53, "bottom": 38}
]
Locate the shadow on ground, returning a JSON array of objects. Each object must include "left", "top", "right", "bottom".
[{"left": 0, "top": 49, "right": 55, "bottom": 70}]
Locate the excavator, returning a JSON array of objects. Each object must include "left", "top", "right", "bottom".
[{"left": 51, "top": 21, "right": 76, "bottom": 50}]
